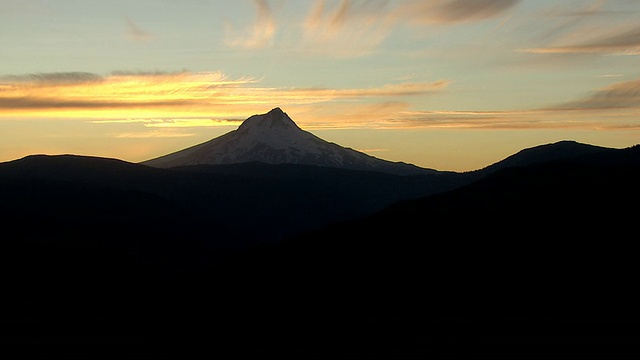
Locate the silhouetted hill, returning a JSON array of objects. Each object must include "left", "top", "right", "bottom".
[
  {"left": 1, "top": 143, "right": 639, "bottom": 359},
  {"left": 210, "top": 143, "right": 640, "bottom": 358},
  {"left": 0, "top": 154, "right": 470, "bottom": 267},
  {"left": 475, "top": 139, "right": 614, "bottom": 174},
  {"left": 0, "top": 154, "right": 470, "bottom": 359}
]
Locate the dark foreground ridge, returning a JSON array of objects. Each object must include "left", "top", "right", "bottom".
[{"left": 1, "top": 141, "right": 639, "bottom": 359}]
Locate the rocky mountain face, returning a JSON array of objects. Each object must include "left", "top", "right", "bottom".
[{"left": 142, "top": 108, "right": 435, "bottom": 175}]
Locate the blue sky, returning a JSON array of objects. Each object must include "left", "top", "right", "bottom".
[{"left": 1, "top": 0, "right": 640, "bottom": 171}]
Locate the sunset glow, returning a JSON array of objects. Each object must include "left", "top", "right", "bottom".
[{"left": 1, "top": 0, "right": 639, "bottom": 171}]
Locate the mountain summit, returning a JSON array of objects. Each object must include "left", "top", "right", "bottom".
[
  {"left": 142, "top": 108, "right": 434, "bottom": 175},
  {"left": 238, "top": 107, "right": 297, "bottom": 132}
]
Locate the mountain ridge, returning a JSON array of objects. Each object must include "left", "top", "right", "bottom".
[
  {"left": 475, "top": 139, "right": 615, "bottom": 174},
  {"left": 207, "top": 140, "right": 640, "bottom": 358},
  {"left": 2, "top": 138, "right": 640, "bottom": 359},
  {"left": 0, "top": 151, "right": 469, "bottom": 254},
  {"left": 1, "top": 138, "right": 633, "bottom": 258},
  {"left": 142, "top": 107, "right": 436, "bottom": 175}
]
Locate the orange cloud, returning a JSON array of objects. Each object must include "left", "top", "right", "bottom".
[
  {"left": 5, "top": 70, "right": 637, "bottom": 133},
  {"left": 0, "top": 71, "right": 449, "bottom": 125},
  {"left": 392, "top": 108, "right": 640, "bottom": 130},
  {"left": 115, "top": 131, "right": 195, "bottom": 139}
]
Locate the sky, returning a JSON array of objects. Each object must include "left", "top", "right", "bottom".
[{"left": 1, "top": 0, "right": 639, "bottom": 172}]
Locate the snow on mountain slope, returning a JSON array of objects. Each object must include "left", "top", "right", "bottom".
[{"left": 142, "top": 108, "right": 436, "bottom": 175}]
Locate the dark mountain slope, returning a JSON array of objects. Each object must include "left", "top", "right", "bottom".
[
  {"left": 475, "top": 139, "right": 613, "bottom": 174},
  {"left": 0, "top": 154, "right": 469, "bottom": 262},
  {"left": 267, "top": 144, "right": 640, "bottom": 292},
  {"left": 201, "top": 144, "right": 640, "bottom": 358},
  {"left": 2, "top": 143, "right": 639, "bottom": 359}
]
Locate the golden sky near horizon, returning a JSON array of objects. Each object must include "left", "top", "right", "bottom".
[{"left": 1, "top": 0, "right": 639, "bottom": 171}]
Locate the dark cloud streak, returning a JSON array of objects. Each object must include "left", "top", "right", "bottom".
[
  {"left": 524, "top": 26, "right": 640, "bottom": 55},
  {"left": 125, "top": 17, "right": 153, "bottom": 43},
  {"left": 554, "top": 78, "right": 640, "bottom": 110},
  {"left": 576, "top": 26, "right": 640, "bottom": 53},
  {"left": 0, "top": 72, "right": 104, "bottom": 85},
  {"left": 433, "top": 0, "right": 520, "bottom": 23},
  {"left": 0, "top": 97, "right": 193, "bottom": 110},
  {"left": 403, "top": 0, "right": 520, "bottom": 24}
]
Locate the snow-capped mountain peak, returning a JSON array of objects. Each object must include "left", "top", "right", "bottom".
[
  {"left": 142, "top": 108, "right": 435, "bottom": 175},
  {"left": 238, "top": 107, "right": 298, "bottom": 132},
  {"left": 231, "top": 107, "right": 316, "bottom": 152}
]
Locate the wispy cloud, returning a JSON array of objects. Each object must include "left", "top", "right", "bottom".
[
  {"left": 0, "top": 71, "right": 257, "bottom": 119},
  {"left": 125, "top": 17, "right": 153, "bottom": 43},
  {"left": 302, "top": 0, "right": 394, "bottom": 56},
  {"left": 6, "top": 69, "right": 637, "bottom": 132},
  {"left": 0, "top": 70, "right": 449, "bottom": 126},
  {"left": 295, "top": 76, "right": 640, "bottom": 130},
  {"left": 0, "top": 72, "right": 103, "bottom": 84},
  {"left": 399, "top": 0, "right": 520, "bottom": 24},
  {"left": 554, "top": 78, "right": 640, "bottom": 110},
  {"left": 289, "top": 81, "right": 449, "bottom": 99},
  {"left": 389, "top": 77, "right": 640, "bottom": 130},
  {"left": 90, "top": 118, "right": 243, "bottom": 128},
  {"left": 388, "top": 107, "right": 640, "bottom": 131},
  {"left": 115, "top": 131, "right": 195, "bottom": 139},
  {"left": 299, "top": 0, "right": 520, "bottom": 56},
  {"left": 143, "top": 118, "right": 243, "bottom": 128},
  {"left": 522, "top": 25, "right": 640, "bottom": 55},
  {"left": 225, "top": 0, "right": 276, "bottom": 49},
  {"left": 518, "top": 1, "right": 640, "bottom": 56}
]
